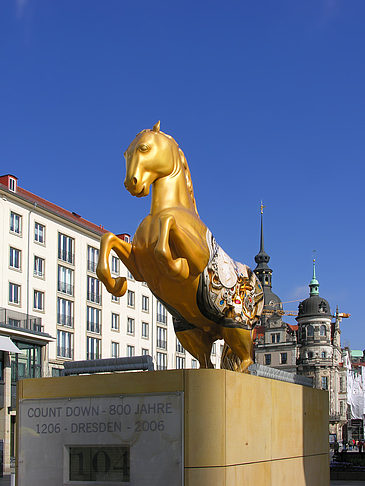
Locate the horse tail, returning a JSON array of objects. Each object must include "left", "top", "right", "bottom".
[
  {"left": 220, "top": 344, "right": 243, "bottom": 371},
  {"left": 178, "top": 148, "right": 199, "bottom": 216}
]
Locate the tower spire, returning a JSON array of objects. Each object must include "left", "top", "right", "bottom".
[
  {"left": 254, "top": 202, "right": 271, "bottom": 288},
  {"left": 260, "top": 201, "right": 264, "bottom": 252},
  {"left": 309, "top": 258, "right": 319, "bottom": 296}
]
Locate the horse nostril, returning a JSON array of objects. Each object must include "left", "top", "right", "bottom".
[{"left": 132, "top": 177, "right": 138, "bottom": 186}]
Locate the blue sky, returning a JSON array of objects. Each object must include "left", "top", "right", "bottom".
[{"left": 1, "top": 1, "right": 364, "bottom": 349}]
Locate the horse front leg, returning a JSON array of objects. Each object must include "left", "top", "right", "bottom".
[
  {"left": 154, "top": 215, "right": 189, "bottom": 280},
  {"left": 97, "top": 232, "right": 143, "bottom": 297}
]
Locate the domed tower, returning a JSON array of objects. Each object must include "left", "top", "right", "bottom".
[
  {"left": 296, "top": 260, "right": 333, "bottom": 388},
  {"left": 296, "top": 260, "right": 348, "bottom": 442}
]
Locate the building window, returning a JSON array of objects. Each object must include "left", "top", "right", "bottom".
[
  {"left": 191, "top": 359, "right": 198, "bottom": 369},
  {"left": 264, "top": 354, "right": 271, "bottom": 365},
  {"left": 10, "top": 212, "right": 21, "bottom": 234},
  {"left": 87, "top": 307, "right": 101, "bottom": 333},
  {"left": 141, "top": 348, "right": 149, "bottom": 356},
  {"left": 321, "top": 376, "right": 328, "bottom": 390},
  {"left": 87, "top": 246, "right": 99, "bottom": 273},
  {"left": 157, "top": 352, "right": 167, "bottom": 370},
  {"left": 307, "top": 325, "right": 314, "bottom": 337},
  {"left": 111, "top": 256, "right": 119, "bottom": 275},
  {"left": 58, "top": 266, "right": 74, "bottom": 296},
  {"left": 111, "top": 313, "right": 119, "bottom": 331},
  {"left": 111, "top": 342, "right": 119, "bottom": 358},
  {"left": 307, "top": 351, "right": 313, "bottom": 359},
  {"left": 127, "top": 290, "right": 135, "bottom": 308},
  {"left": 111, "top": 294, "right": 120, "bottom": 303},
  {"left": 176, "top": 356, "right": 185, "bottom": 369},
  {"left": 127, "top": 317, "right": 135, "bottom": 335},
  {"left": 33, "top": 290, "right": 44, "bottom": 311},
  {"left": 141, "top": 321, "right": 149, "bottom": 338},
  {"left": 87, "top": 276, "right": 101, "bottom": 304},
  {"left": 34, "top": 223, "right": 45, "bottom": 244},
  {"left": 87, "top": 336, "right": 101, "bottom": 360},
  {"left": 340, "top": 401, "right": 344, "bottom": 416},
  {"left": 340, "top": 377, "right": 344, "bottom": 393},
  {"left": 57, "top": 330, "right": 73, "bottom": 359},
  {"left": 280, "top": 352, "right": 287, "bottom": 364},
  {"left": 321, "top": 351, "right": 327, "bottom": 358},
  {"left": 176, "top": 339, "right": 185, "bottom": 354},
  {"left": 156, "top": 301, "right": 167, "bottom": 324},
  {"left": 57, "top": 298, "right": 73, "bottom": 327},
  {"left": 127, "top": 345, "right": 135, "bottom": 357},
  {"left": 9, "top": 247, "right": 21, "bottom": 270},
  {"left": 211, "top": 343, "right": 216, "bottom": 356},
  {"left": 157, "top": 326, "right": 167, "bottom": 350},
  {"left": 34, "top": 256, "right": 45, "bottom": 278},
  {"left": 58, "top": 233, "right": 74, "bottom": 264},
  {"left": 320, "top": 325, "right": 326, "bottom": 337},
  {"left": 9, "top": 177, "right": 16, "bottom": 192},
  {"left": 142, "top": 295, "right": 149, "bottom": 312},
  {"left": 127, "top": 271, "right": 134, "bottom": 280},
  {"left": 9, "top": 283, "right": 20, "bottom": 305},
  {"left": 11, "top": 341, "right": 42, "bottom": 381},
  {"left": 271, "top": 333, "right": 280, "bottom": 343}
]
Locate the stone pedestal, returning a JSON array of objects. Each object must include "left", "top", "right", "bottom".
[{"left": 16, "top": 369, "right": 329, "bottom": 485}]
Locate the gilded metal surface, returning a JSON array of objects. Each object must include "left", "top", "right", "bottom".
[{"left": 97, "top": 122, "right": 263, "bottom": 372}]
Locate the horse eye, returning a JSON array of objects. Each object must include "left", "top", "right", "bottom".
[{"left": 138, "top": 144, "right": 149, "bottom": 152}]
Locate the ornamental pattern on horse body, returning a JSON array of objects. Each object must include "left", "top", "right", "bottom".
[{"left": 198, "top": 230, "right": 264, "bottom": 329}]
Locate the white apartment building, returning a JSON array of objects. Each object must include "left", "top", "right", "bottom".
[{"left": 0, "top": 174, "right": 222, "bottom": 474}]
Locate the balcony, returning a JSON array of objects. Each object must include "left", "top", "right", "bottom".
[
  {"left": 156, "top": 339, "right": 167, "bottom": 350},
  {"left": 58, "top": 282, "right": 74, "bottom": 296},
  {"left": 58, "top": 249, "right": 74, "bottom": 265},
  {"left": 57, "top": 346, "right": 73, "bottom": 359},
  {"left": 157, "top": 313, "right": 167, "bottom": 324},
  {"left": 87, "top": 291, "right": 102, "bottom": 305},
  {"left": 57, "top": 314, "right": 74, "bottom": 327},
  {"left": 87, "top": 260, "right": 97, "bottom": 273},
  {"left": 0, "top": 308, "right": 44, "bottom": 334}
]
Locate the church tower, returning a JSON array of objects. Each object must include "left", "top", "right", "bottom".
[
  {"left": 253, "top": 204, "right": 297, "bottom": 372},
  {"left": 253, "top": 203, "right": 283, "bottom": 322}
]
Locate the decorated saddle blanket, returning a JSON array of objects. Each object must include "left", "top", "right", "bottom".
[{"left": 164, "top": 230, "right": 264, "bottom": 333}]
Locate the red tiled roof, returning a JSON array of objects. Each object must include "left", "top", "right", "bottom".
[
  {"left": 0, "top": 180, "right": 109, "bottom": 236},
  {"left": 253, "top": 325, "right": 265, "bottom": 340},
  {"left": 288, "top": 324, "right": 298, "bottom": 331}
]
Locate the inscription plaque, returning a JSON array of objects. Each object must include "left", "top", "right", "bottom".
[{"left": 18, "top": 392, "right": 183, "bottom": 486}]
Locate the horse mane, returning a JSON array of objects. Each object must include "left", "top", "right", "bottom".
[
  {"left": 135, "top": 128, "right": 199, "bottom": 216},
  {"left": 157, "top": 131, "right": 199, "bottom": 216}
]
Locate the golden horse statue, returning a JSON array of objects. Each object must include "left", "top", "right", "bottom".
[{"left": 97, "top": 122, "right": 263, "bottom": 372}]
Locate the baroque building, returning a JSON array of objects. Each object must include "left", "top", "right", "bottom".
[{"left": 252, "top": 208, "right": 347, "bottom": 442}]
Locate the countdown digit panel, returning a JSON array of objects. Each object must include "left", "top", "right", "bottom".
[{"left": 17, "top": 393, "right": 183, "bottom": 486}]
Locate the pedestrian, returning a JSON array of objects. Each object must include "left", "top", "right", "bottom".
[
  {"left": 334, "top": 441, "right": 339, "bottom": 454},
  {"left": 359, "top": 440, "right": 363, "bottom": 453}
]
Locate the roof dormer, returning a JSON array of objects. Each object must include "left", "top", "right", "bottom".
[{"left": 0, "top": 174, "right": 18, "bottom": 193}]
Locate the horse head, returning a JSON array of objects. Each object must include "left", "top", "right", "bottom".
[{"left": 124, "top": 121, "right": 180, "bottom": 197}]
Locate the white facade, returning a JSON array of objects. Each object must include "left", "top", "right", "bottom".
[{"left": 0, "top": 174, "right": 222, "bottom": 473}]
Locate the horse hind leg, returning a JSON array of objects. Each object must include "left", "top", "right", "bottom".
[{"left": 176, "top": 328, "right": 215, "bottom": 369}]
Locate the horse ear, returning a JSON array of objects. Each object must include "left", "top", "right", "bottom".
[{"left": 152, "top": 121, "right": 160, "bottom": 133}]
